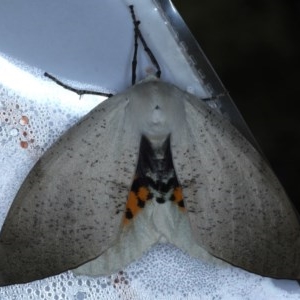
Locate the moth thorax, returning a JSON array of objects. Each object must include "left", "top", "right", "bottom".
[{"left": 142, "top": 103, "right": 173, "bottom": 146}]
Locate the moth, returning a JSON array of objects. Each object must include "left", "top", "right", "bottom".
[{"left": 0, "top": 5, "right": 300, "bottom": 286}]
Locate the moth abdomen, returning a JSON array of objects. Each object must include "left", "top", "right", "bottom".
[{"left": 123, "top": 135, "right": 186, "bottom": 225}]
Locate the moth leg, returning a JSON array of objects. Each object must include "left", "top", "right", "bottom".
[
  {"left": 44, "top": 72, "right": 113, "bottom": 97},
  {"left": 129, "top": 5, "right": 161, "bottom": 82}
]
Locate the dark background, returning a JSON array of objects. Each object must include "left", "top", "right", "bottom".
[{"left": 172, "top": 0, "right": 300, "bottom": 211}]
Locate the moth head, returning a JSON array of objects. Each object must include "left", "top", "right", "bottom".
[{"left": 125, "top": 79, "right": 185, "bottom": 147}]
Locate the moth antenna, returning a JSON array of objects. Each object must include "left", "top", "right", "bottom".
[
  {"left": 131, "top": 15, "right": 139, "bottom": 85},
  {"left": 44, "top": 72, "right": 113, "bottom": 98},
  {"left": 129, "top": 5, "right": 161, "bottom": 82}
]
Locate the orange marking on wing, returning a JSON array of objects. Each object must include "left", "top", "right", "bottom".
[
  {"left": 123, "top": 191, "right": 139, "bottom": 225},
  {"left": 123, "top": 186, "right": 150, "bottom": 225},
  {"left": 173, "top": 186, "right": 186, "bottom": 211},
  {"left": 126, "top": 191, "right": 139, "bottom": 214},
  {"left": 137, "top": 186, "right": 149, "bottom": 201}
]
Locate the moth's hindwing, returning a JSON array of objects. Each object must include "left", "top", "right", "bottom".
[{"left": 123, "top": 135, "right": 186, "bottom": 226}]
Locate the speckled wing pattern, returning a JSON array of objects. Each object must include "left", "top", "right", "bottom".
[
  {"left": 0, "top": 90, "right": 140, "bottom": 286},
  {"left": 171, "top": 88, "right": 300, "bottom": 279},
  {"left": 1, "top": 78, "right": 300, "bottom": 286}
]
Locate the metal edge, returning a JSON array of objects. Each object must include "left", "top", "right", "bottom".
[{"left": 154, "top": 0, "right": 263, "bottom": 152}]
